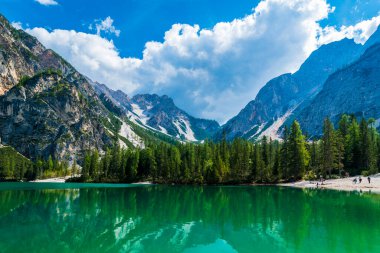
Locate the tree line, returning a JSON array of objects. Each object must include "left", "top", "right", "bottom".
[
  {"left": 1, "top": 114, "right": 379, "bottom": 183},
  {"left": 80, "top": 114, "right": 380, "bottom": 184},
  {"left": 0, "top": 147, "right": 71, "bottom": 181}
]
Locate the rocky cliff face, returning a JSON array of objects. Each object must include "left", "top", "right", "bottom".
[
  {"left": 216, "top": 28, "right": 380, "bottom": 140},
  {"left": 93, "top": 82, "right": 220, "bottom": 141},
  {"left": 0, "top": 14, "right": 72, "bottom": 95},
  {"left": 0, "top": 14, "right": 141, "bottom": 161},
  {"left": 0, "top": 72, "right": 114, "bottom": 161},
  {"left": 297, "top": 43, "right": 380, "bottom": 136}
]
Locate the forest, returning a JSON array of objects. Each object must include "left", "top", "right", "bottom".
[{"left": 0, "top": 114, "right": 379, "bottom": 183}]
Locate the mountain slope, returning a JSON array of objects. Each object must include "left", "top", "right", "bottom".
[
  {"left": 0, "top": 14, "right": 72, "bottom": 95},
  {"left": 216, "top": 31, "right": 379, "bottom": 140},
  {"left": 93, "top": 82, "right": 220, "bottom": 141},
  {"left": 297, "top": 43, "right": 380, "bottom": 136},
  {"left": 0, "top": 14, "right": 146, "bottom": 161}
]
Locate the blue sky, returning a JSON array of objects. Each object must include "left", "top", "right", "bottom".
[
  {"left": 1, "top": 0, "right": 260, "bottom": 57},
  {"left": 2, "top": 0, "right": 379, "bottom": 57},
  {"left": 1, "top": 0, "right": 380, "bottom": 122}
]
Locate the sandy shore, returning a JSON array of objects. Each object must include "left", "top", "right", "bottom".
[
  {"left": 281, "top": 174, "right": 380, "bottom": 193},
  {"left": 31, "top": 175, "right": 380, "bottom": 193},
  {"left": 32, "top": 178, "right": 153, "bottom": 184},
  {"left": 131, "top": 181, "right": 153, "bottom": 185},
  {"left": 32, "top": 176, "right": 79, "bottom": 183}
]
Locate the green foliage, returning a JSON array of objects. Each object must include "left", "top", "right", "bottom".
[
  {"left": 50, "top": 83, "right": 71, "bottom": 96},
  {"left": 76, "top": 114, "right": 380, "bottom": 184},
  {"left": 0, "top": 147, "right": 32, "bottom": 181},
  {"left": 126, "top": 119, "right": 180, "bottom": 146},
  {"left": 101, "top": 114, "right": 122, "bottom": 134},
  {"left": 0, "top": 147, "right": 70, "bottom": 181},
  {"left": 287, "top": 121, "right": 310, "bottom": 179},
  {"left": 99, "top": 94, "right": 124, "bottom": 116},
  {"left": 17, "top": 75, "right": 31, "bottom": 87},
  {"left": 3, "top": 114, "right": 379, "bottom": 184},
  {"left": 303, "top": 170, "right": 317, "bottom": 181}
]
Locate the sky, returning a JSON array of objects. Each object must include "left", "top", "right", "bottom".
[{"left": 1, "top": 0, "right": 380, "bottom": 123}]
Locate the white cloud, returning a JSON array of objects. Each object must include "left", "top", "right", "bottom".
[
  {"left": 35, "top": 0, "right": 58, "bottom": 6},
  {"left": 318, "top": 15, "right": 380, "bottom": 45},
  {"left": 26, "top": 0, "right": 380, "bottom": 123},
  {"left": 91, "top": 16, "right": 121, "bottom": 37}
]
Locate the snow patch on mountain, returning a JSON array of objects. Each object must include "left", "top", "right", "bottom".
[
  {"left": 118, "top": 120, "right": 145, "bottom": 148},
  {"left": 130, "top": 103, "right": 149, "bottom": 125},
  {"left": 173, "top": 118, "right": 196, "bottom": 141},
  {"left": 159, "top": 126, "right": 168, "bottom": 135}
]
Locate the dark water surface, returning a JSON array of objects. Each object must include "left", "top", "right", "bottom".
[{"left": 0, "top": 183, "right": 379, "bottom": 253}]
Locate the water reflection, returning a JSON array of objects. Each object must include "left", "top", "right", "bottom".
[{"left": 0, "top": 185, "right": 379, "bottom": 253}]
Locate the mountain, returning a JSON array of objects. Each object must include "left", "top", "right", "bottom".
[
  {"left": 297, "top": 43, "right": 380, "bottom": 136},
  {"left": 0, "top": 14, "right": 145, "bottom": 161},
  {"left": 216, "top": 29, "right": 380, "bottom": 140},
  {"left": 93, "top": 82, "right": 220, "bottom": 141},
  {"left": 0, "top": 14, "right": 71, "bottom": 95}
]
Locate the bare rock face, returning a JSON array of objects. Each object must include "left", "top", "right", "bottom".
[
  {"left": 0, "top": 14, "right": 117, "bottom": 161},
  {"left": 297, "top": 43, "right": 380, "bottom": 136},
  {"left": 0, "top": 71, "right": 114, "bottom": 161},
  {"left": 0, "top": 14, "right": 72, "bottom": 95}
]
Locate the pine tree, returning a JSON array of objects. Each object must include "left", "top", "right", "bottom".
[
  {"left": 280, "top": 126, "right": 290, "bottom": 179},
  {"left": 347, "top": 117, "right": 361, "bottom": 175},
  {"left": 368, "top": 118, "right": 378, "bottom": 174},
  {"left": 47, "top": 155, "right": 54, "bottom": 171},
  {"left": 288, "top": 121, "right": 310, "bottom": 179},
  {"left": 89, "top": 150, "right": 99, "bottom": 179},
  {"left": 253, "top": 144, "right": 264, "bottom": 182},
  {"left": 322, "top": 118, "right": 337, "bottom": 177},
  {"left": 82, "top": 152, "right": 91, "bottom": 180},
  {"left": 72, "top": 159, "right": 78, "bottom": 177}
]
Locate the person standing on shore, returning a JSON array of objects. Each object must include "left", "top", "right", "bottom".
[{"left": 368, "top": 177, "right": 371, "bottom": 184}]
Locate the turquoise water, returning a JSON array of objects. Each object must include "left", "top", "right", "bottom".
[{"left": 0, "top": 183, "right": 379, "bottom": 253}]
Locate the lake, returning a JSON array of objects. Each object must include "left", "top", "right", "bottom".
[{"left": 0, "top": 183, "right": 379, "bottom": 253}]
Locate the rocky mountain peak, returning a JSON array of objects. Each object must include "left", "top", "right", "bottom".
[
  {"left": 0, "top": 16, "right": 73, "bottom": 96},
  {"left": 216, "top": 30, "right": 378, "bottom": 141},
  {"left": 296, "top": 41, "right": 380, "bottom": 136}
]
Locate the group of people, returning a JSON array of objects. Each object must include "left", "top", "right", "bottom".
[
  {"left": 353, "top": 176, "right": 371, "bottom": 184},
  {"left": 316, "top": 176, "right": 325, "bottom": 188},
  {"left": 314, "top": 175, "right": 372, "bottom": 188}
]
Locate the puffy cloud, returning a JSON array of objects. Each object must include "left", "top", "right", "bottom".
[
  {"left": 318, "top": 15, "right": 380, "bottom": 45},
  {"left": 89, "top": 16, "right": 121, "bottom": 37},
  {"left": 26, "top": 0, "right": 379, "bottom": 123},
  {"left": 26, "top": 28, "right": 140, "bottom": 90},
  {"left": 35, "top": 0, "right": 58, "bottom": 6}
]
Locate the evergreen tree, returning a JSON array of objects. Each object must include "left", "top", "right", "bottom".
[
  {"left": 347, "top": 117, "right": 361, "bottom": 175},
  {"left": 89, "top": 150, "right": 99, "bottom": 178},
  {"left": 322, "top": 118, "right": 337, "bottom": 177},
  {"left": 288, "top": 121, "right": 310, "bottom": 179},
  {"left": 72, "top": 159, "right": 78, "bottom": 177},
  {"left": 82, "top": 152, "right": 91, "bottom": 180}
]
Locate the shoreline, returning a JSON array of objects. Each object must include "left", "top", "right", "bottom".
[
  {"left": 25, "top": 174, "right": 380, "bottom": 194},
  {"left": 31, "top": 177, "right": 154, "bottom": 184},
  {"left": 32, "top": 175, "right": 80, "bottom": 183},
  {"left": 280, "top": 174, "right": 380, "bottom": 193}
]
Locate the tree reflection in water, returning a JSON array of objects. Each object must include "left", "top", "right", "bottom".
[{"left": 0, "top": 185, "right": 379, "bottom": 253}]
